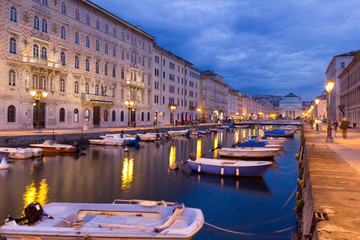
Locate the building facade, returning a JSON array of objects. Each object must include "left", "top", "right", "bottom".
[
  {"left": 153, "top": 45, "right": 200, "bottom": 125},
  {"left": 314, "top": 92, "right": 327, "bottom": 121},
  {"left": 242, "top": 96, "right": 263, "bottom": 120},
  {"left": 338, "top": 51, "right": 360, "bottom": 127},
  {"left": 279, "top": 93, "right": 302, "bottom": 119},
  {"left": 199, "top": 70, "right": 228, "bottom": 122},
  {"left": 2, "top": 0, "right": 157, "bottom": 130},
  {"left": 325, "top": 51, "right": 357, "bottom": 122},
  {"left": 227, "top": 88, "right": 243, "bottom": 121}
]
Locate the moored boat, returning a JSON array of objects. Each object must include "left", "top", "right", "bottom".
[
  {"left": 0, "top": 152, "right": 10, "bottom": 170},
  {"left": 218, "top": 147, "right": 279, "bottom": 159},
  {"left": 168, "top": 130, "right": 190, "bottom": 136},
  {"left": 137, "top": 133, "right": 164, "bottom": 142},
  {"left": 90, "top": 134, "right": 140, "bottom": 146},
  {"left": 29, "top": 140, "right": 76, "bottom": 153},
  {"left": 0, "top": 199, "right": 204, "bottom": 240},
  {"left": 0, "top": 147, "right": 43, "bottom": 159},
  {"left": 185, "top": 157, "right": 273, "bottom": 177},
  {"left": 236, "top": 140, "right": 282, "bottom": 150},
  {"left": 264, "top": 130, "right": 295, "bottom": 137}
]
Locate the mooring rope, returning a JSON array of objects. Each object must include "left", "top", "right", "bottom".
[{"left": 279, "top": 185, "right": 298, "bottom": 213}]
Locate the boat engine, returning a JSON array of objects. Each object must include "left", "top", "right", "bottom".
[{"left": 6, "top": 202, "right": 46, "bottom": 225}]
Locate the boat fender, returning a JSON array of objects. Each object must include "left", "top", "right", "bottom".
[
  {"left": 221, "top": 168, "right": 224, "bottom": 175},
  {"left": 197, "top": 165, "right": 201, "bottom": 172},
  {"left": 236, "top": 168, "right": 239, "bottom": 176}
]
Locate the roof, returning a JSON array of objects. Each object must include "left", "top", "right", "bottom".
[
  {"left": 338, "top": 51, "right": 360, "bottom": 79},
  {"left": 285, "top": 93, "right": 298, "bottom": 97},
  {"left": 325, "top": 50, "right": 358, "bottom": 74}
]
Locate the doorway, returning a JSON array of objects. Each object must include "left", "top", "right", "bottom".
[
  {"left": 33, "top": 102, "right": 46, "bottom": 129},
  {"left": 93, "top": 106, "right": 100, "bottom": 126}
]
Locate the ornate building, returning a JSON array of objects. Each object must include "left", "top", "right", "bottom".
[
  {"left": 279, "top": 93, "right": 302, "bottom": 119},
  {"left": 1, "top": 0, "right": 155, "bottom": 130}
]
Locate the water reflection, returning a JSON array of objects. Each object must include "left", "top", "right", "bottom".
[
  {"left": 121, "top": 154, "right": 134, "bottom": 191},
  {"left": 196, "top": 139, "right": 202, "bottom": 158},
  {"left": 213, "top": 136, "right": 218, "bottom": 158},
  {"left": 169, "top": 145, "right": 176, "bottom": 167},
  {"left": 23, "top": 179, "right": 49, "bottom": 210}
]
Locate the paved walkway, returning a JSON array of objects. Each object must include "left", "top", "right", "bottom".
[{"left": 304, "top": 125, "right": 360, "bottom": 239}]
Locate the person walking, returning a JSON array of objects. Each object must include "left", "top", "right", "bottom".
[
  {"left": 340, "top": 118, "right": 349, "bottom": 139},
  {"left": 333, "top": 120, "right": 338, "bottom": 131}
]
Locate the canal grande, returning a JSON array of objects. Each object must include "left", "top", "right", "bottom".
[{"left": 0, "top": 127, "right": 300, "bottom": 239}]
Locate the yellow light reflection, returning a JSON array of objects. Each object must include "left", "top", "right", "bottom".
[
  {"left": 214, "top": 137, "right": 218, "bottom": 158},
  {"left": 242, "top": 130, "right": 246, "bottom": 139},
  {"left": 121, "top": 157, "right": 134, "bottom": 190},
  {"left": 23, "top": 179, "right": 49, "bottom": 211},
  {"left": 235, "top": 131, "right": 239, "bottom": 143},
  {"left": 196, "top": 139, "right": 202, "bottom": 158},
  {"left": 169, "top": 145, "right": 176, "bottom": 167}
]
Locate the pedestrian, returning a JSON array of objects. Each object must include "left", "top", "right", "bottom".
[
  {"left": 340, "top": 118, "right": 349, "bottom": 139},
  {"left": 333, "top": 120, "right": 338, "bottom": 131}
]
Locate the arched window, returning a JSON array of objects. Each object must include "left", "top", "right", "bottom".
[
  {"left": 59, "top": 108, "right": 65, "bottom": 122},
  {"left": 112, "top": 110, "right": 116, "bottom": 121},
  {"left": 85, "top": 59, "right": 90, "bottom": 71},
  {"left": 8, "top": 70, "right": 16, "bottom": 86},
  {"left": 112, "top": 87, "right": 115, "bottom": 97},
  {"left": 112, "top": 66, "right": 116, "bottom": 77},
  {"left": 74, "top": 81, "right": 79, "bottom": 94},
  {"left": 121, "top": 89, "right": 124, "bottom": 99},
  {"left": 86, "top": 36, "right": 90, "bottom": 48},
  {"left": 95, "top": 84, "right": 99, "bottom": 95},
  {"left": 60, "top": 79, "right": 65, "bottom": 92},
  {"left": 61, "top": 26, "right": 66, "bottom": 39},
  {"left": 121, "top": 68, "right": 125, "bottom": 79},
  {"left": 75, "top": 56, "right": 79, "bottom": 69},
  {"left": 105, "top": 23, "right": 108, "bottom": 33},
  {"left": 40, "top": 75, "right": 47, "bottom": 90},
  {"left": 147, "top": 112, "right": 150, "bottom": 121},
  {"left": 120, "top": 111, "right": 124, "bottom": 121},
  {"left": 42, "top": 19, "right": 47, "bottom": 33},
  {"left": 34, "top": 16, "right": 39, "bottom": 30},
  {"left": 75, "top": 32, "right": 79, "bottom": 44},
  {"left": 9, "top": 37, "right": 16, "bottom": 54},
  {"left": 96, "top": 19, "right": 100, "bottom": 29},
  {"left": 75, "top": 9, "right": 80, "bottom": 20},
  {"left": 104, "top": 43, "right": 108, "bottom": 54},
  {"left": 61, "top": 2, "right": 67, "bottom": 14},
  {"left": 112, "top": 46, "right": 116, "bottom": 57},
  {"left": 95, "top": 61, "right": 99, "bottom": 73},
  {"left": 32, "top": 74, "right": 39, "bottom": 89},
  {"left": 104, "top": 64, "right": 108, "bottom": 76},
  {"left": 104, "top": 110, "right": 108, "bottom": 122},
  {"left": 86, "top": 14, "right": 90, "bottom": 25},
  {"left": 96, "top": 40, "right": 99, "bottom": 51},
  {"left": 61, "top": 51, "right": 66, "bottom": 66},
  {"left": 73, "top": 108, "right": 79, "bottom": 122},
  {"left": 41, "top": 47, "right": 47, "bottom": 60},
  {"left": 85, "top": 82, "right": 89, "bottom": 94},
  {"left": 33, "top": 44, "right": 39, "bottom": 58},
  {"left": 10, "top": 7, "right": 17, "bottom": 22},
  {"left": 7, "top": 105, "right": 16, "bottom": 122}
]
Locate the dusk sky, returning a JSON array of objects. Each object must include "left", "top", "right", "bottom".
[{"left": 91, "top": 0, "right": 360, "bottom": 101}]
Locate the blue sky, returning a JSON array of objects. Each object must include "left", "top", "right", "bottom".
[{"left": 91, "top": 0, "right": 360, "bottom": 101}]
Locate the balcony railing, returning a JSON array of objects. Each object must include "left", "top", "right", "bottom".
[
  {"left": 126, "top": 80, "right": 144, "bottom": 88},
  {"left": 22, "top": 56, "right": 62, "bottom": 69},
  {"left": 81, "top": 93, "right": 114, "bottom": 105}
]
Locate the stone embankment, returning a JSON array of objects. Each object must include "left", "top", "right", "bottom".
[{"left": 299, "top": 125, "right": 360, "bottom": 239}]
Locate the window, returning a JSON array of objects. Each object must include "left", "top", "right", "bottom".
[
  {"left": 96, "top": 40, "right": 99, "bottom": 51},
  {"left": 104, "top": 110, "right": 108, "bottom": 122},
  {"left": 141, "top": 112, "right": 144, "bottom": 121},
  {"left": 112, "top": 65, "right": 116, "bottom": 77},
  {"left": 112, "top": 87, "right": 115, "bottom": 97},
  {"left": 33, "top": 74, "right": 39, "bottom": 89},
  {"left": 59, "top": 108, "right": 65, "bottom": 122},
  {"left": 105, "top": 43, "right": 108, "bottom": 54},
  {"left": 121, "top": 49, "right": 125, "bottom": 59},
  {"left": 95, "top": 84, "right": 99, "bottom": 95},
  {"left": 121, "top": 89, "right": 124, "bottom": 99},
  {"left": 74, "top": 55, "right": 79, "bottom": 69},
  {"left": 40, "top": 75, "right": 47, "bottom": 90},
  {"left": 33, "top": 44, "right": 39, "bottom": 58},
  {"left": 86, "top": 14, "right": 90, "bottom": 25},
  {"left": 113, "top": 27, "right": 116, "bottom": 37},
  {"left": 41, "top": 19, "right": 47, "bottom": 33},
  {"left": 60, "top": 79, "right": 65, "bottom": 92},
  {"left": 121, "top": 68, "right": 125, "bottom": 79},
  {"left": 85, "top": 82, "right": 89, "bottom": 94},
  {"left": 61, "top": 52, "right": 66, "bottom": 66},
  {"left": 61, "top": 26, "right": 66, "bottom": 39},
  {"left": 34, "top": 16, "right": 39, "bottom": 30},
  {"left": 341, "top": 62, "right": 345, "bottom": 69},
  {"left": 8, "top": 70, "right": 16, "bottom": 86},
  {"left": 96, "top": 19, "right": 100, "bottom": 29},
  {"left": 75, "top": 9, "right": 80, "bottom": 20},
  {"left": 9, "top": 37, "right": 16, "bottom": 54},
  {"left": 112, "top": 46, "right": 116, "bottom": 57},
  {"left": 104, "top": 64, "right": 108, "bottom": 76},
  {"left": 75, "top": 32, "right": 80, "bottom": 44},
  {"left": 41, "top": 47, "right": 47, "bottom": 60},
  {"left": 120, "top": 111, "right": 124, "bottom": 121},
  {"left": 61, "top": 2, "right": 67, "bottom": 14},
  {"left": 73, "top": 108, "right": 79, "bottom": 122},
  {"left": 86, "top": 36, "right": 90, "bottom": 48},
  {"left": 42, "top": 0, "right": 48, "bottom": 5},
  {"left": 74, "top": 81, "right": 79, "bottom": 94},
  {"left": 105, "top": 23, "right": 108, "bottom": 33},
  {"left": 7, "top": 105, "right": 16, "bottom": 122},
  {"left": 84, "top": 109, "right": 90, "bottom": 122},
  {"left": 112, "top": 110, "right": 116, "bottom": 121},
  {"left": 147, "top": 112, "right": 150, "bottom": 121},
  {"left": 10, "top": 7, "right": 17, "bottom": 22},
  {"left": 85, "top": 59, "right": 90, "bottom": 71},
  {"left": 95, "top": 61, "right": 99, "bottom": 73}
]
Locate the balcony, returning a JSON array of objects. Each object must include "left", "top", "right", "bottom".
[
  {"left": 81, "top": 93, "right": 114, "bottom": 105},
  {"left": 126, "top": 80, "right": 144, "bottom": 88},
  {"left": 22, "top": 56, "right": 62, "bottom": 69}
]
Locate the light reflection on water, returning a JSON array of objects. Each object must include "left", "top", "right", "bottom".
[{"left": 0, "top": 129, "right": 299, "bottom": 240}]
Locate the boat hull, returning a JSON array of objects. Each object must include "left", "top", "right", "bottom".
[
  {"left": 218, "top": 147, "right": 279, "bottom": 159},
  {"left": 29, "top": 145, "right": 76, "bottom": 153}
]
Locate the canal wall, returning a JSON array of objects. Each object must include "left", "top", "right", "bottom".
[{"left": 0, "top": 124, "right": 221, "bottom": 147}]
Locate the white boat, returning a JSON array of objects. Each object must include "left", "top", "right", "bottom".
[
  {"left": 198, "top": 130, "right": 210, "bottom": 135},
  {"left": 137, "top": 133, "right": 164, "bottom": 142},
  {"left": 0, "top": 153, "right": 9, "bottom": 170},
  {"left": 0, "top": 147, "right": 43, "bottom": 159},
  {"left": 29, "top": 140, "right": 77, "bottom": 153},
  {"left": 0, "top": 199, "right": 204, "bottom": 240},
  {"left": 168, "top": 130, "right": 189, "bottom": 136},
  {"left": 90, "top": 134, "right": 140, "bottom": 146},
  {"left": 218, "top": 147, "right": 279, "bottom": 159}
]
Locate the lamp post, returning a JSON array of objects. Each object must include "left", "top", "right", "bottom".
[
  {"left": 125, "top": 100, "right": 134, "bottom": 127},
  {"left": 197, "top": 108, "right": 201, "bottom": 122},
  {"left": 315, "top": 99, "right": 320, "bottom": 132},
  {"left": 170, "top": 105, "right": 176, "bottom": 125},
  {"left": 325, "top": 80, "right": 335, "bottom": 143},
  {"left": 30, "top": 90, "right": 48, "bottom": 133}
]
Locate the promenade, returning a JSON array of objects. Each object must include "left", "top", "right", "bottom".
[{"left": 303, "top": 125, "right": 360, "bottom": 239}]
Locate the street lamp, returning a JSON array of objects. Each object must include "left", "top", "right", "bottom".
[
  {"left": 30, "top": 90, "right": 48, "bottom": 133},
  {"left": 170, "top": 105, "right": 176, "bottom": 125},
  {"left": 315, "top": 99, "right": 320, "bottom": 132},
  {"left": 197, "top": 108, "right": 202, "bottom": 122},
  {"left": 125, "top": 100, "right": 134, "bottom": 127},
  {"left": 325, "top": 80, "right": 335, "bottom": 143}
]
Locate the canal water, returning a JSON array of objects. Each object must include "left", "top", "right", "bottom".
[{"left": 0, "top": 127, "right": 300, "bottom": 239}]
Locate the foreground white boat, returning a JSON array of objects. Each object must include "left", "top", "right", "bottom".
[
  {"left": 218, "top": 147, "right": 279, "bottom": 159},
  {"left": 0, "top": 147, "right": 43, "bottom": 159},
  {"left": 0, "top": 199, "right": 204, "bottom": 240}
]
